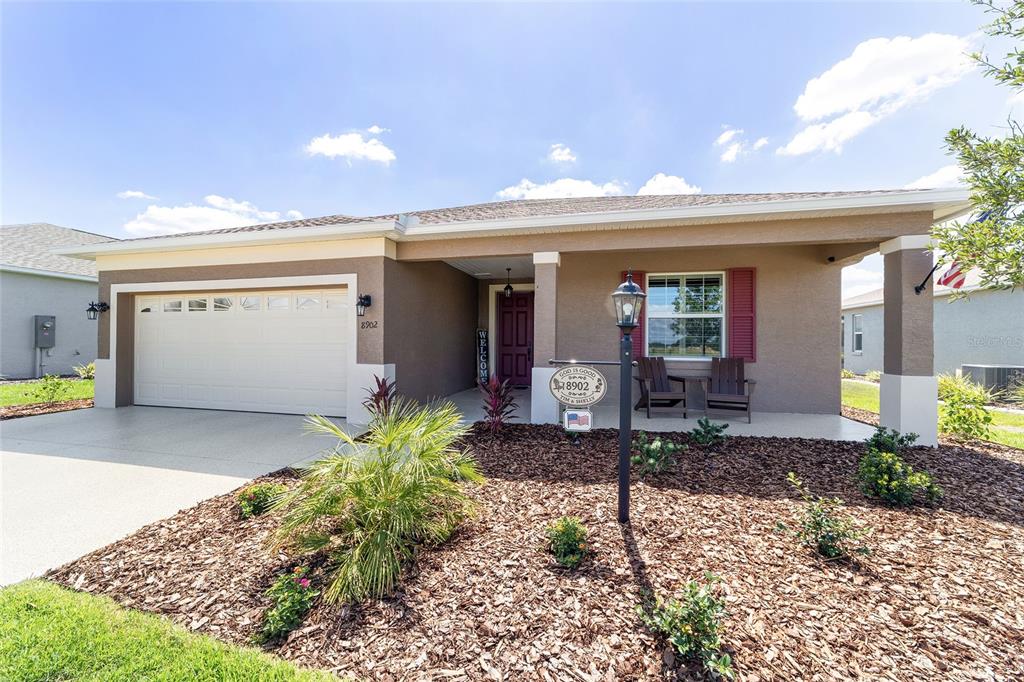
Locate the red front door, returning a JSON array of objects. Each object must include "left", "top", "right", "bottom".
[{"left": 497, "top": 292, "right": 534, "bottom": 386}]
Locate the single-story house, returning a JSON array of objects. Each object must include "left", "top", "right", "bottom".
[
  {"left": 843, "top": 270, "right": 1024, "bottom": 377},
  {"left": 1, "top": 223, "right": 113, "bottom": 378},
  {"left": 56, "top": 189, "right": 970, "bottom": 445}
]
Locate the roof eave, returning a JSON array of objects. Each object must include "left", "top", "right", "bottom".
[{"left": 0, "top": 264, "right": 97, "bottom": 282}]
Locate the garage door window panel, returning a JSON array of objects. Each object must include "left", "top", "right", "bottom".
[{"left": 163, "top": 299, "right": 182, "bottom": 313}]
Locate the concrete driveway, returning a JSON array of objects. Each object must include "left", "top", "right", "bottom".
[{"left": 0, "top": 406, "right": 355, "bottom": 586}]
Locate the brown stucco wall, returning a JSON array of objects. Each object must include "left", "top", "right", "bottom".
[
  {"left": 555, "top": 245, "right": 843, "bottom": 414},
  {"left": 97, "top": 257, "right": 387, "bottom": 405},
  {"left": 883, "top": 248, "right": 934, "bottom": 376},
  {"left": 383, "top": 260, "right": 479, "bottom": 402}
]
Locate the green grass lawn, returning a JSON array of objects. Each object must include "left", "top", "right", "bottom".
[
  {"left": 841, "top": 379, "right": 1024, "bottom": 449},
  {"left": 0, "top": 581, "right": 336, "bottom": 681},
  {"left": 0, "top": 379, "right": 94, "bottom": 406}
]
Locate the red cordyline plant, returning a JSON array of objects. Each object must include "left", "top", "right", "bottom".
[
  {"left": 479, "top": 376, "right": 517, "bottom": 435},
  {"left": 363, "top": 375, "right": 398, "bottom": 421}
]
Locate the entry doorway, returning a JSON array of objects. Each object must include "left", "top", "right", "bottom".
[{"left": 497, "top": 291, "right": 534, "bottom": 386}]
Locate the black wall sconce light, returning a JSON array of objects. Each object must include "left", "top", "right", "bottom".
[
  {"left": 86, "top": 301, "right": 110, "bottom": 321},
  {"left": 356, "top": 294, "right": 372, "bottom": 317}
]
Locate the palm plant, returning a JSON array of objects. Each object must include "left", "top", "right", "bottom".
[{"left": 271, "top": 399, "right": 482, "bottom": 604}]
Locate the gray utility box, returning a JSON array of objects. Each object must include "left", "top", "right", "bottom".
[
  {"left": 34, "top": 315, "right": 56, "bottom": 349},
  {"left": 961, "top": 364, "right": 1024, "bottom": 391}
]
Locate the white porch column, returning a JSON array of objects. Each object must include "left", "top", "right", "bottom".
[
  {"left": 879, "top": 236, "right": 938, "bottom": 446},
  {"left": 531, "top": 252, "right": 560, "bottom": 424}
]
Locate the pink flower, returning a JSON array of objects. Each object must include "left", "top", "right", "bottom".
[{"left": 297, "top": 578, "right": 311, "bottom": 589}]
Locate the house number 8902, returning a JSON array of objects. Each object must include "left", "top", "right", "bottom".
[{"left": 360, "top": 320, "right": 378, "bottom": 329}]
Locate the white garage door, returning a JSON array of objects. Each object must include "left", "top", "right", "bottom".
[{"left": 134, "top": 289, "right": 349, "bottom": 416}]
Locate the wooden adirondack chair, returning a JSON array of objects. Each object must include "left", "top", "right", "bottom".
[
  {"left": 703, "top": 357, "right": 756, "bottom": 423},
  {"left": 633, "top": 356, "right": 688, "bottom": 418}
]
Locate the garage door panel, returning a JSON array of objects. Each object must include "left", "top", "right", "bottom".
[{"left": 135, "top": 288, "right": 348, "bottom": 416}]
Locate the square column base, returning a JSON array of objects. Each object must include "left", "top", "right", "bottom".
[
  {"left": 530, "top": 367, "right": 560, "bottom": 424},
  {"left": 880, "top": 373, "right": 938, "bottom": 447}
]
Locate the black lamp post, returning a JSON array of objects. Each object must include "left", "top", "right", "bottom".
[{"left": 611, "top": 270, "right": 646, "bottom": 523}]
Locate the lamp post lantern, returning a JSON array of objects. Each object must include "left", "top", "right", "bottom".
[{"left": 611, "top": 270, "right": 646, "bottom": 523}]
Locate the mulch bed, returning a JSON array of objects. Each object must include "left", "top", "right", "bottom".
[
  {"left": 48, "top": 425, "right": 1024, "bottom": 681},
  {"left": 0, "top": 399, "right": 93, "bottom": 420}
]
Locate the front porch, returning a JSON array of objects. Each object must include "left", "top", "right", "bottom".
[{"left": 445, "top": 387, "right": 876, "bottom": 441}]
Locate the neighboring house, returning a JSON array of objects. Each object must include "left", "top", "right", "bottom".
[
  {"left": 57, "top": 189, "right": 969, "bottom": 445},
  {"left": 842, "top": 271, "right": 1024, "bottom": 376},
  {"left": 1, "top": 223, "right": 114, "bottom": 379}
]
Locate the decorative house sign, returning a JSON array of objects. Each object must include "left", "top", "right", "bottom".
[
  {"left": 477, "top": 329, "right": 489, "bottom": 384},
  {"left": 549, "top": 365, "right": 606, "bottom": 407}
]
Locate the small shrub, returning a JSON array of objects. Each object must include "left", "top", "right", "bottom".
[
  {"left": 362, "top": 375, "right": 397, "bottom": 421},
  {"left": 631, "top": 432, "right": 685, "bottom": 476},
  {"left": 638, "top": 573, "right": 733, "bottom": 679},
  {"left": 274, "top": 400, "right": 482, "bottom": 604},
  {"left": 864, "top": 370, "right": 882, "bottom": 383},
  {"left": 840, "top": 368, "right": 855, "bottom": 379},
  {"left": 857, "top": 449, "right": 942, "bottom": 506},
  {"left": 1003, "top": 372, "right": 1024, "bottom": 404},
  {"left": 939, "top": 377, "right": 993, "bottom": 441},
  {"left": 689, "top": 417, "right": 728, "bottom": 447},
  {"left": 778, "top": 472, "right": 870, "bottom": 560},
  {"left": 479, "top": 376, "right": 517, "bottom": 435},
  {"left": 256, "top": 566, "right": 319, "bottom": 643},
  {"left": 30, "top": 375, "right": 72, "bottom": 404},
  {"left": 73, "top": 362, "right": 96, "bottom": 380},
  {"left": 238, "top": 482, "right": 287, "bottom": 519},
  {"left": 864, "top": 426, "right": 918, "bottom": 454},
  {"left": 545, "top": 516, "right": 589, "bottom": 568}
]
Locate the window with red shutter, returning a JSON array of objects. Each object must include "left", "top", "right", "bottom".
[
  {"left": 727, "top": 268, "right": 756, "bottom": 362},
  {"left": 620, "top": 270, "right": 646, "bottom": 357}
]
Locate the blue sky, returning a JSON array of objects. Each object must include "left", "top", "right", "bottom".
[{"left": 2, "top": 2, "right": 1017, "bottom": 294}]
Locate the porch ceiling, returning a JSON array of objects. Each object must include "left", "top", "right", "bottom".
[{"left": 445, "top": 255, "right": 534, "bottom": 279}]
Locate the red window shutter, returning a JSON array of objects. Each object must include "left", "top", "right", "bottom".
[
  {"left": 727, "top": 268, "right": 756, "bottom": 362},
  {"left": 620, "top": 271, "right": 646, "bottom": 357}
]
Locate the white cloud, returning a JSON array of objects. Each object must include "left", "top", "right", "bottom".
[
  {"left": 123, "top": 194, "right": 301, "bottom": 237},
  {"left": 713, "top": 126, "right": 767, "bottom": 162},
  {"left": 305, "top": 132, "right": 396, "bottom": 164},
  {"left": 547, "top": 143, "right": 577, "bottom": 164},
  {"left": 904, "top": 164, "right": 966, "bottom": 189},
  {"left": 636, "top": 173, "right": 701, "bottom": 196},
  {"left": 780, "top": 34, "right": 973, "bottom": 155},
  {"left": 842, "top": 260, "right": 884, "bottom": 298},
  {"left": 777, "top": 110, "right": 878, "bottom": 156},
  {"left": 496, "top": 178, "right": 626, "bottom": 200},
  {"left": 715, "top": 128, "right": 743, "bottom": 146},
  {"left": 720, "top": 142, "right": 742, "bottom": 163},
  {"left": 366, "top": 124, "right": 389, "bottom": 134},
  {"left": 286, "top": 209, "right": 305, "bottom": 220},
  {"left": 117, "top": 190, "right": 157, "bottom": 200}
]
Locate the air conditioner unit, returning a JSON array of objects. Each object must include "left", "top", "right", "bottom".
[{"left": 961, "top": 364, "right": 1024, "bottom": 391}]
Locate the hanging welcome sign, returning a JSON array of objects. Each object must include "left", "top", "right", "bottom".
[{"left": 549, "top": 365, "right": 607, "bottom": 408}]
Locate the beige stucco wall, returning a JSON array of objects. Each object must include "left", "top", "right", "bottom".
[
  {"left": 555, "top": 245, "right": 843, "bottom": 414},
  {"left": 383, "top": 260, "right": 479, "bottom": 402}
]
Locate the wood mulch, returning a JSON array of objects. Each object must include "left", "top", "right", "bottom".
[
  {"left": 0, "top": 399, "right": 93, "bottom": 420},
  {"left": 48, "top": 425, "right": 1024, "bottom": 681}
]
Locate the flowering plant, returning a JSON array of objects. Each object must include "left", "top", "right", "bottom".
[
  {"left": 545, "top": 516, "right": 589, "bottom": 568},
  {"left": 256, "top": 566, "right": 318, "bottom": 643}
]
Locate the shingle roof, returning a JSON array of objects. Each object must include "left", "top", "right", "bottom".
[
  {"left": 0, "top": 223, "right": 115, "bottom": 277},
  {"left": 110, "top": 189, "right": 931, "bottom": 244}
]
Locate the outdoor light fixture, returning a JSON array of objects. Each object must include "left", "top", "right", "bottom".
[
  {"left": 85, "top": 301, "right": 109, "bottom": 321},
  {"left": 503, "top": 268, "right": 514, "bottom": 298},
  {"left": 356, "top": 294, "right": 372, "bottom": 317},
  {"left": 612, "top": 270, "right": 646, "bottom": 329},
  {"left": 611, "top": 269, "right": 646, "bottom": 524}
]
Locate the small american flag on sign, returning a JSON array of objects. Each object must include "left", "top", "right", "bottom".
[
  {"left": 566, "top": 412, "right": 590, "bottom": 427},
  {"left": 937, "top": 261, "right": 966, "bottom": 289}
]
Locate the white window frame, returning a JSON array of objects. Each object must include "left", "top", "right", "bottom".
[
  {"left": 852, "top": 314, "right": 864, "bottom": 354},
  {"left": 644, "top": 271, "right": 726, "bottom": 361}
]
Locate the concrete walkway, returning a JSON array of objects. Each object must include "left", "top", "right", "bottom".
[{"left": 0, "top": 406, "right": 354, "bottom": 586}]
